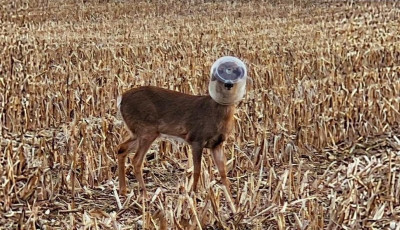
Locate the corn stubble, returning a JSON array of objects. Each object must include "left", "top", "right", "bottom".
[{"left": 1, "top": 0, "right": 400, "bottom": 229}]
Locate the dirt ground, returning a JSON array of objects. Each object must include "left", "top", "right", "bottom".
[{"left": 1, "top": 0, "right": 400, "bottom": 229}]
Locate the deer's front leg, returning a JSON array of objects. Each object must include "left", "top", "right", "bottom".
[
  {"left": 191, "top": 142, "right": 203, "bottom": 192},
  {"left": 211, "top": 144, "right": 231, "bottom": 194}
]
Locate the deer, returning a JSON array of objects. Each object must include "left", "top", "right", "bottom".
[{"left": 116, "top": 56, "right": 247, "bottom": 201}]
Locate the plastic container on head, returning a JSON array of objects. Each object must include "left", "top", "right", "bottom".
[{"left": 209, "top": 56, "right": 247, "bottom": 105}]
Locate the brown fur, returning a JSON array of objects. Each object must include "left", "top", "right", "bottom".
[{"left": 117, "top": 86, "right": 235, "bottom": 197}]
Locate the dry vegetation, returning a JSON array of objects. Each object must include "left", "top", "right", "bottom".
[{"left": 1, "top": 0, "right": 400, "bottom": 229}]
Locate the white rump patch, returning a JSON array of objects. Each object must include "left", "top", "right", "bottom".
[
  {"left": 115, "top": 95, "right": 126, "bottom": 128},
  {"left": 117, "top": 95, "right": 122, "bottom": 110}
]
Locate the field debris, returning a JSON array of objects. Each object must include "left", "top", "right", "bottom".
[{"left": 1, "top": 0, "right": 400, "bottom": 229}]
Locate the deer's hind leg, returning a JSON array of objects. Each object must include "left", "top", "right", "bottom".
[
  {"left": 131, "top": 132, "right": 158, "bottom": 198},
  {"left": 117, "top": 135, "right": 139, "bottom": 196}
]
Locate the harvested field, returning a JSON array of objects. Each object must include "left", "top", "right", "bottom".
[{"left": 1, "top": 0, "right": 400, "bottom": 229}]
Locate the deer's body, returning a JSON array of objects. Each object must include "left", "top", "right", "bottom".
[{"left": 117, "top": 86, "right": 235, "bottom": 196}]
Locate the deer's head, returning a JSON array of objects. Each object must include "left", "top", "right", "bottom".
[{"left": 209, "top": 56, "right": 248, "bottom": 105}]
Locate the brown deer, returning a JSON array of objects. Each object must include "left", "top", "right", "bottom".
[{"left": 116, "top": 57, "right": 247, "bottom": 198}]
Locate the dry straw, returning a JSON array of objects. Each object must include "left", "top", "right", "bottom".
[{"left": 1, "top": 0, "right": 399, "bottom": 229}]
